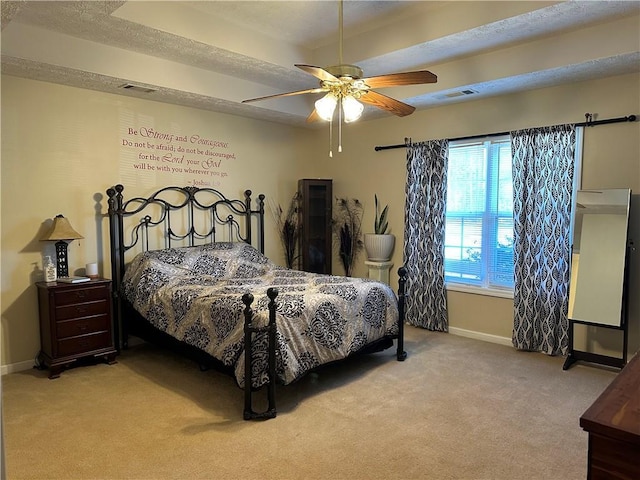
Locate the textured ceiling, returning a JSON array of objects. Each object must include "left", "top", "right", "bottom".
[{"left": 2, "top": 1, "right": 639, "bottom": 127}]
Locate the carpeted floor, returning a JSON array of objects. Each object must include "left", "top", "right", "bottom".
[{"left": 2, "top": 326, "right": 617, "bottom": 480}]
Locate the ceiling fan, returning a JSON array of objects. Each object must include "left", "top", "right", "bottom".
[{"left": 241, "top": 0, "right": 437, "bottom": 125}]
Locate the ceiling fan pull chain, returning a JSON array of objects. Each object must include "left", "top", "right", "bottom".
[
  {"left": 329, "top": 117, "right": 333, "bottom": 158},
  {"left": 338, "top": 98, "right": 343, "bottom": 153}
]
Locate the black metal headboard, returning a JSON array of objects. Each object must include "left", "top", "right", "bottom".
[{"left": 106, "top": 184, "right": 265, "bottom": 348}]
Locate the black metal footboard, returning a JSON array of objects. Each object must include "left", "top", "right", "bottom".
[
  {"left": 242, "top": 288, "right": 278, "bottom": 420},
  {"left": 240, "top": 268, "right": 407, "bottom": 420}
]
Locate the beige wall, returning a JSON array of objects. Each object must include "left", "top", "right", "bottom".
[
  {"left": 2, "top": 72, "right": 639, "bottom": 369},
  {"left": 0, "top": 76, "right": 314, "bottom": 368},
  {"left": 318, "top": 72, "right": 640, "bottom": 354}
]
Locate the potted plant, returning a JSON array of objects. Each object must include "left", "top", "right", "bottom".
[
  {"left": 332, "top": 197, "right": 364, "bottom": 277},
  {"left": 364, "top": 194, "right": 395, "bottom": 262}
]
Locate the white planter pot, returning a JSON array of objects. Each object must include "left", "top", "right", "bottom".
[{"left": 364, "top": 234, "right": 395, "bottom": 262}]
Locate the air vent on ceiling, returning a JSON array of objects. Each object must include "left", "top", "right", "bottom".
[
  {"left": 119, "top": 83, "right": 157, "bottom": 94},
  {"left": 444, "top": 89, "right": 478, "bottom": 98}
]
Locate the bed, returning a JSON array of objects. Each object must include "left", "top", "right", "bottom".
[{"left": 107, "top": 184, "right": 407, "bottom": 420}]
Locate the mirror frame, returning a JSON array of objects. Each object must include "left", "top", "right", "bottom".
[{"left": 563, "top": 188, "right": 631, "bottom": 370}]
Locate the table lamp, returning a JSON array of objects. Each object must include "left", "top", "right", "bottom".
[{"left": 40, "top": 214, "right": 84, "bottom": 277}]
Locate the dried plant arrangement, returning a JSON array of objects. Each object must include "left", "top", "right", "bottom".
[
  {"left": 270, "top": 192, "right": 301, "bottom": 269},
  {"left": 332, "top": 197, "right": 364, "bottom": 277}
]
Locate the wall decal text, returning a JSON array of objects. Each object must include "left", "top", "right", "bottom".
[{"left": 121, "top": 126, "right": 236, "bottom": 187}]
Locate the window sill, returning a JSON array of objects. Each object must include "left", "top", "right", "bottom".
[{"left": 446, "top": 282, "right": 514, "bottom": 299}]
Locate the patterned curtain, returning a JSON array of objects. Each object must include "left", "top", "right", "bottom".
[
  {"left": 404, "top": 139, "right": 449, "bottom": 331},
  {"left": 511, "top": 124, "right": 576, "bottom": 355}
]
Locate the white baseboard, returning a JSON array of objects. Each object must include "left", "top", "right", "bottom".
[
  {"left": 1, "top": 338, "right": 147, "bottom": 376},
  {"left": 448, "top": 326, "right": 513, "bottom": 347},
  {"left": 1, "top": 359, "right": 35, "bottom": 375}
]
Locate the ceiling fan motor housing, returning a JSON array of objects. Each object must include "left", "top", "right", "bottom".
[{"left": 326, "top": 64, "right": 363, "bottom": 79}]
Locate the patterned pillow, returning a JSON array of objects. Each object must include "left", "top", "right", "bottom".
[{"left": 135, "top": 242, "right": 271, "bottom": 279}]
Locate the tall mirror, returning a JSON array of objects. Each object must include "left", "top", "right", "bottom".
[{"left": 564, "top": 188, "right": 631, "bottom": 370}]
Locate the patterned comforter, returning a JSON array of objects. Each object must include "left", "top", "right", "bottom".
[{"left": 122, "top": 242, "right": 399, "bottom": 388}]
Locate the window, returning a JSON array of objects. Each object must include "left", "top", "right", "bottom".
[{"left": 444, "top": 136, "right": 514, "bottom": 291}]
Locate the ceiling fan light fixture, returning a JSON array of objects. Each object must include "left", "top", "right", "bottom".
[
  {"left": 342, "top": 95, "right": 363, "bottom": 123},
  {"left": 241, "top": 0, "right": 437, "bottom": 156},
  {"left": 315, "top": 93, "right": 338, "bottom": 121}
]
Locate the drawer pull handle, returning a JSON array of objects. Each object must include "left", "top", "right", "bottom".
[
  {"left": 76, "top": 307, "right": 87, "bottom": 314},
  {"left": 75, "top": 291, "right": 87, "bottom": 299},
  {"left": 79, "top": 325, "right": 88, "bottom": 331}
]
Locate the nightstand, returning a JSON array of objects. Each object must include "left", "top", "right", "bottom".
[{"left": 36, "top": 279, "right": 117, "bottom": 378}]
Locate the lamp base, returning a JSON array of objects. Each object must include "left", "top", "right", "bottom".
[{"left": 55, "top": 240, "right": 69, "bottom": 278}]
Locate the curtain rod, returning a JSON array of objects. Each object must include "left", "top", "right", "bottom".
[{"left": 373, "top": 114, "right": 638, "bottom": 152}]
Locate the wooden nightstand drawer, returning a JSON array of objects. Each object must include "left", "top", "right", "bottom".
[
  {"left": 56, "top": 299, "right": 108, "bottom": 321},
  {"left": 55, "top": 285, "right": 109, "bottom": 306},
  {"left": 56, "top": 315, "right": 110, "bottom": 339},
  {"left": 57, "top": 331, "right": 112, "bottom": 357}
]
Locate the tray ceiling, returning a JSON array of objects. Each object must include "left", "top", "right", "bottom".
[{"left": 2, "top": 1, "right": 639, "bottom": 127}]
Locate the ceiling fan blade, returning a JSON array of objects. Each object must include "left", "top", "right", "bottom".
[
  {"left": 242, "top": 87, "right": 326, "bottom": 104},
  {"left": 359, "top": 90, "right": 416, "bottom": 117},
  {"left": 295, "top": 64, "right": 339, "bottom": 82},
  {"left": 361, "top": 70, "right": 437, "bottom": 89}
]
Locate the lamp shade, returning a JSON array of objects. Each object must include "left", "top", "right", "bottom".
[
  {"left": 40, "top": 215, "right": 83, "bottom": 241},
  {"left": 342, "top": 95, "right": 364, "bottom": 123},
  {"left": 315, "top": 93, "right": 338, "bottom": 121}
]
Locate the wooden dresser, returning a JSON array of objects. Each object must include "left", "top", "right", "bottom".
[
  {"left": 36, "top": 279, "right": 117, "bottom": 378},
  {"left": 580, "top": 353, "right": 640, "bottom": 479}
]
